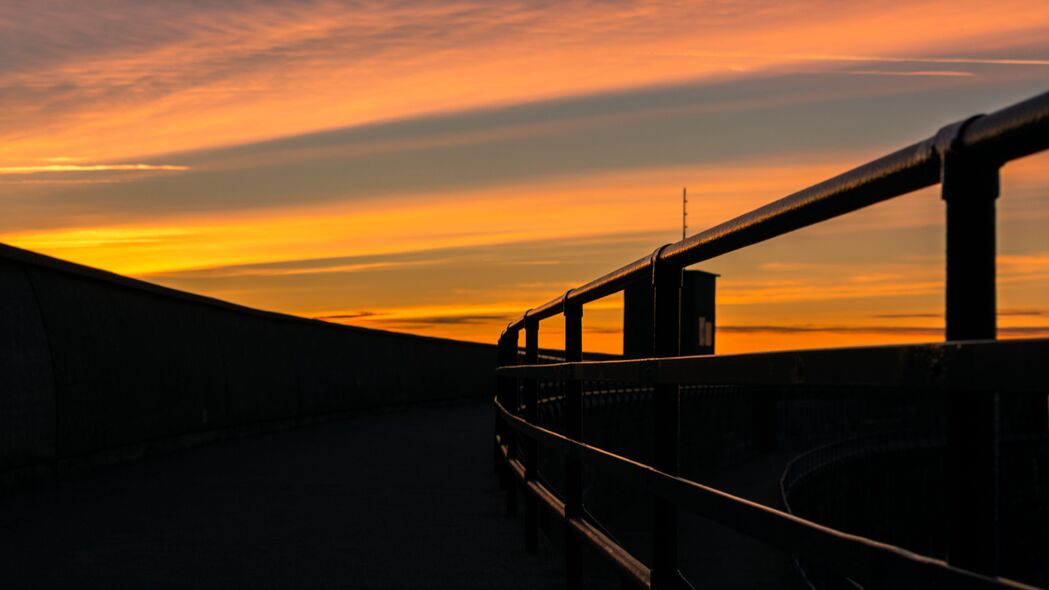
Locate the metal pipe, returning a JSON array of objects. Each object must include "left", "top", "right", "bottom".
[
  {"left": 564, "top": 301, "right": 584, "bottom": 590},
  {"left": 651, "top": 256, "right": 688, "bottom": 589},
  {"left": 499, "top": 329, "right": 520, "bottom": 516},
  {"left": 523, "top": 318, "right": 540, "bottom": 553},
  {"left": 494, "top": 398, "right": 1036, "bottom": 590},
  {"left": 502, "top": 89, "right": 1049, "bottom": 335},
  {"left": 939, "top": 115, "right": 1001, "bottom": 575}
]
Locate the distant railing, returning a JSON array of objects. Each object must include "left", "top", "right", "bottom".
[{"left": 493, "top": 89, "right": 1049, "bottom": 589}]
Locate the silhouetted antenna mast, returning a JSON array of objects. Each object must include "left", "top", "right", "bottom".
[{"left": 682, "top": 187, "right": 688, "bottom": 240}]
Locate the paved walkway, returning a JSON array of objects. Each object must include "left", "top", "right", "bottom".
[
  {"left": 0, "top": 400, "right": 809, "bottom": 589},
  {"left": 679, "top": 451, "right": 807, "bottom": 589},
  {"left": 0, "top": 402, "right": 565, "bottom": 589}
]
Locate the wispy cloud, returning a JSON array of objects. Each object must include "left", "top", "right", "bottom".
[
  {"left": 719, "top": 279, "right": 943, "bottom": 305},
  {"left": 314, "top": 312, "right": 377, "bottom": 321},
  {"left": 313, "top": 303, "right": 526, "bottom": 327},
  {"left": 797, "top": 69, "right": 976, "bottom": 77},
  {"left": 149, "top": 258, "right": 442, "bottom": 279},
  {"left": 719, "top": 324, "right": 1049, "bottom": 336},
  {"left": 657, "top": 51, "right": 1049, "bottom": 67},
  {"left": 361, "top": 313, "right": 512, "bottom": 327},
  {"left": 875, "top": 309, "right": 1046, "bottom": 319},
  {"left": 3, "top": 0, "right": 1048, "bottom": 355},
  {"left": 4, "top": 0, "right": 1049, "bottom": 165},
  {"left": 872, "top": 312, "right": 941, "bottom": 319},
  {"left": 10, "top": 227, "right": 194, "bottom": 249},
  {"left": 0, "top": 164, "right": 188, "bottom": 175},
  {"left": 6, "top": 69, "right": 1036, "bottom": 234},
  {"left": 719, "top": 324, "right": 943, "bottom": 334}
]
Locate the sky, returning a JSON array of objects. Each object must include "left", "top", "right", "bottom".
[{"left": 2, "top": 0, "right": 1049, "bottom": 354}]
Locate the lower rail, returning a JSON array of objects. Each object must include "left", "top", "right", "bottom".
[{"left": 494, "top": 397, "right": 1036, "bottom": 590}]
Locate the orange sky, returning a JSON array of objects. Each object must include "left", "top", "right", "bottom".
[{"left": 2, "top": 1, "right": 1048, "bottom": 354}]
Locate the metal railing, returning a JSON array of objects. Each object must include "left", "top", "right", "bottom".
[{"left": 492, "top": 89, "right": 1049, "bottom": 589}]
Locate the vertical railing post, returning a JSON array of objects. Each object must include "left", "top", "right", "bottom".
[
  {"left": 651, "top": 247, "right": 690, "bottom": 589},
  {"left": 495, "top": 332, "right": 511, "bottom": 477},
  {"left": 564, "top": 295, "right": 584, "bottom": 590},
  {"left": 524, "top": 317, "right": 540, "bottom": 553},
  {"left": 500, "top": 328, "right": 521, "bottom": 517},
  {"left": 938, "top": 116, "right": 1000, "bottom": 575}
]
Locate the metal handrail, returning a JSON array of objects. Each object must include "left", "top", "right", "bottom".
[
  {"left": 497, "top": 338, "right": 1049, "bottom": 392},
  {"left": 494, "top": 88, "right": 1049, "bottom": 589},
  {"left": 502, "top": 90, "right": 1049, "bottom": 333},
  {"left": 495, "top": 397, "right": 1036, "bottom": 589}
]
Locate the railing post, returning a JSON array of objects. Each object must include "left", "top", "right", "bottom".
[
  {"left": 524, "top": 317, "right": 540, "bottom": 553},
  {"left": 495, "top": 333, "right": 511, "bottom": 477},
  {"left": 500, "top": 328, "right": 521, "bottom": 517},
  {"left": 564, "top": 296, "right": 584, "bottom": 590},
  {"left": 651, "top": 248, "right": 691, "bottom": 589},
  {"left": 938, "top": 116, "right": 1000, "bottom": 575}
]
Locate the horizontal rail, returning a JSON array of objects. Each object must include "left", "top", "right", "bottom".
[
  {"left": 498, "top": 443, "right": 651, "bottom": 589},
  {"left": 505, "top": 89, "right": 1049, "bottom": 332},
  {"left": 494, "top": 398, "right": 1035, "bottom": 590},
  {"left": 497, "top": 338, "right": 1049, "bottom": 392}
]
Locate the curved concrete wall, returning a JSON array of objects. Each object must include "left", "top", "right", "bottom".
[{"left": 0, "top": 244, "right": 495, "bottom": 484}]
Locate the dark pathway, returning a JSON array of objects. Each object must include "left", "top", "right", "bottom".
[{"left": 0, "top": 401, "right": 564, "bottom": 589}]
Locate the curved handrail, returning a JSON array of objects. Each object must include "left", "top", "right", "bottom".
[
  {"left": 502, "top": 89, "right": 1049, "bottom": 334},
  {"left": 494, "top": 88, "right": 1049, "bottom": 589},
  {"left": 494, "top": 397, "right": 1036, "bottom": 589}
]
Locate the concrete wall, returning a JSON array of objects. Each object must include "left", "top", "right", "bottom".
[{"left": 0, "top": 243, "right": 496, "bottom": 486}]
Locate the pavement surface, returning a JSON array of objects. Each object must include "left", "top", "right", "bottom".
[
  {"left": 0, "top": 401, "right": 565, "bottom": 589},
  {"left": 0, "top": 399, "right": 808, "bottom": 589}
]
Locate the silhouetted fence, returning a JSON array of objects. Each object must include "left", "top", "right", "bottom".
[
  {"left": 494, "top": 89, "right": 1049, "bottom": 589},
  {"left": 0, "top": 244, "right": 496, "bottom": 489}
]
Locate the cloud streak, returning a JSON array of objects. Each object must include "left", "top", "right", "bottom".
[
  {"left": 718, "top": 324, "right": 1049, "bottom": 336},
  {"left": 802, "top": 70, "right": 976, "bottom": 78},
  {"left": 3, "top": 1, "right": 1048, "bottom": 354},
  {"left": 4, "top": 0, "right": 1049, "bottom": 165},
  {"left": 150, "top": 258, "right": 441, "bottom": 279},
  {"left": 0, "top": 164, "right": 188, "bottom": 175},
  {"left": 874, "top": 309, "right": 1046, "bottom": 319},
  {"left": 8, "top": 69, "right": 1049, "bottom": 234},
  {"left": 657, "top": 51, "right": 1049, "bottom": 67}
]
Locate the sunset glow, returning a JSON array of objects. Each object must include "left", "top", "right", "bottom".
[{"left": 3, "top": 1, "right": 1048, "bottom": 353}]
